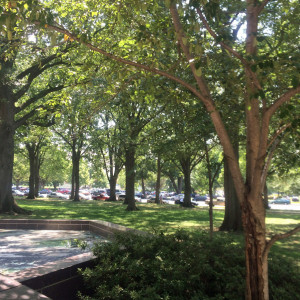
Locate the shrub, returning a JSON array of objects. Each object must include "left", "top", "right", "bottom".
[{"left": 78, "top": 231, "right": 300, "bottom": 300}]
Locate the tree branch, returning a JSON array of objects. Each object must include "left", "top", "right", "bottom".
[
  {"left": 14, "top": 61, "right": 68, "bottom": 100},
  {"left": 34, "top": 21, "right": 206, "bottom": 103},
  {"left": 266, "top": 86, "right": 300, "bottom": 119},
  {"left": 257, "top": 0, "right": 270, "bottom": 15},
  {"left": 264, "top": 225, "right": 300, "bottom": 258},
  {"left": 267, "top": 123, "right": 291, "bottom": 149},
  {"left": 14, "top": 105, "right": 43, "bottom": 129},
  {"left": 196, "top": 7, "right": 262, "bottom": 91},
  {"left": 15, "top": 85, "right": 65, "bottom": 114}
]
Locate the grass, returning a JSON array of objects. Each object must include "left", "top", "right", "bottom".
[{"left": 2, "top": 198, "right": 300, "bottom": 265}]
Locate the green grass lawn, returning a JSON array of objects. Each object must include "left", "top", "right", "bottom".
[{"left": 2, "top": 198, "right": 300, "bottom": 265}]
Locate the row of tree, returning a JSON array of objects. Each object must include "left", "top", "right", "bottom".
[{"left": 0, "top": 1, "right": 299, "bottom": 299}]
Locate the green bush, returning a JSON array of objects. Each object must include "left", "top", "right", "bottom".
[{"left": 78, "top": 231, "right": 300, "bottom": 300}]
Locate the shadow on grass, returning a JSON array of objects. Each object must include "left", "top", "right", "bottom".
[{"left": 2, "top": 198, "right": 299, "bottom": 265}]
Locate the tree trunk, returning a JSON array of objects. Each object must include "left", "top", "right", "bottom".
[
  {"left": 26, "top": 145, "right": 36, "bottom": 199},
  {"left": 263, "top": 183, "right": 269, "bottom": 209},
  {"left": 219, "top": 157, "right": 243, "bottom": 232},
  {"left": 108, "top": 176, "right": 117, "bottom": 201},
  {"left": 242, "top": 194, "right": 268, "bottom": 300},
  {"left": 70, "top": 165, "right": 75, "bottom": 199},
  {"left": 124, "top": 146, "right": 137, "bottom": 211},
  {"left": 155, "top": 154, "right": 161, "bottom": 204},
  {"left": 34, "top": 154, "right": 41, "bottom": 198},
  {"left": 0, "top": 87, "right": 29, "bottom": 214},
  {"left": 73, "top": 152, "right": 80, "bottom": 202},
  {"left": 178, "top": 176, "right": 183, "bottom": 193},
  {"left": 141, "top": 174, "right": 146, "bottom": 198},
  {"left": 205, "top": 143, "right": 214, "bottom": 238},
  {"left": 181, "top": 157, "right": 192, "bottom": 207}
]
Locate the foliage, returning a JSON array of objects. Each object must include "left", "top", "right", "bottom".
[
  {"left": 79, "top": 231, "right": 300, "bottom": 300},
  {"left": 79, "top": 231, "right": 245, "bottom": 300},
  {"left": 12, "top": 152, "right": 29, "bottom": 186}
]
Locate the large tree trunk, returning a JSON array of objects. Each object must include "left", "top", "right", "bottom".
[
  {"left": 124, "top": 146, "right": 137, "bottom": 211},
  {"left": 0, "top": 86, "right": 29, "bottom": 214},
  {"left": 108, "top": 176, "right": 117, "bottom": 201},
  {"left": 219, "top": 157, "right": 243, "bottom": 232},
  {"left": 155, "top": 154, "right": 161, "bottom": 204},
  {"left": 242, "top": 193, "right": 268, "bottom": 300}
]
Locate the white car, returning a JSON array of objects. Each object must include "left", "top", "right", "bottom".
[
  {"left": 12, "top": 190, "right": 25, "bottom": 196},
  {"left": 48, "top": 192, "right": 69, "bottom": 199},
  {"left": 171, "top": 194, "right": 184, "bottom": 201},
  {"left": 79, "top": 193, "right": 92, "bottom": 200}
]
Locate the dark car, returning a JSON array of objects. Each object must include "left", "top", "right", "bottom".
[
  {"left": 270, "top": 198, "right": 291, "bottom": 205},
  {"left": 194, "top": 195, "right": 207, "bottom": 201},
  {"left": 39, "top": 189, "right": 52, "bottom": 195}
]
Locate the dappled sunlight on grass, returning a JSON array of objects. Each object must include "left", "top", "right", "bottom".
[{"left": 1, "top": 198, "right": 299, "bottom": 264}]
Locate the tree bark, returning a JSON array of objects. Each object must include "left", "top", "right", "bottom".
[
  {"left": 124, "top": 146, "right": 137, "bottom": 210},
  {"left": 108, "top": 176, "right": 117, "bottom": 201},
  {"left": 141, "top": 173, "right": 146, "bottom": 198},
  {"left": 0, "top": 85, "right": 29, "bottom": 214},
  {"left": 220, "top": 137, "right": 243, "bottom": 232},
  {"left": 180, "top": 157, "right": 192, "bottom": 207},
  {"left": 178, "top": 176, "right": 183, "bottom": 193},
  {"left": 219, "top": 157, "right": 243, "bottom": 232},
  {"left": 70, "top": 165, "right": 75, "bottom": 199}
]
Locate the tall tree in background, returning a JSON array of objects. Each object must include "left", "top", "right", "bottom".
[
  {"left": 53, "top": 88, "right": 92, "bottom": 201},
  {"left": 92, "top": 109, "right": 125, "bottom": 202}
]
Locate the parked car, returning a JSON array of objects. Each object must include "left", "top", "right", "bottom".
[
  {"left": 292, "top": 197, "right": 299, "bottom": 202},
  {"left": 39, "top": 189, "right": 52, "bottom": 195},
  {"left": 118, "top": 193, "right": 126, "bottom": 201},
  {"left": 92, "top": 193, "right": 109, "bottom": 201},
  {"left": 270, "top": 198, "right": 291, "bottom": 205},
  {"left": 172, "top": 194, "right": 184, "bottom": 201},
  {"left": 79, "top": 192, "right": 92, "bottom": 200},
  {"left": 194, "top": 195, "right": 207, "bottom": 201},
  {"left": 117, "top": 193, "right": 141, "bottom": 202},
  {"left": 48, "top": 192, "right": 69, "bottom": 199},
  {"left": 57, "top": 188, "right": 71, "bottom": 194},
  {"left": 12, "top": 190, "right": 25, "bottom": 196}
]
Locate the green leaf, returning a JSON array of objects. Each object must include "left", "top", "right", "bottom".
[
  {"left": 195, "top": 67, "right": 202, "bottom": 77},
  {"left": 164, "top": 0, "right": 171, "bottom": 8},
  {"left": 182, "top": 37, "right": 188, "bottom": 46}
]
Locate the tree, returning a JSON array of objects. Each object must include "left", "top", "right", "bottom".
[
  {"left": 39, "top": 143, "right": 70, "bottom": 189},
  {"left": 204, "top": 140, "right": 223, "bottom": 238},
  {"left": 0, "top": 1, "right": 76, "bottom": 213},
  {"left": 53, "top": 88, "right": 92, "bottom": 201},
  {"left": 12, "top": 152, "right": 29, "bottom": 188},
  {"left": 34, "top": 1, "right": 300, "bottom": 298},
  {"left": 91, "top": 109, "right": 125, "bottom": 202}
]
